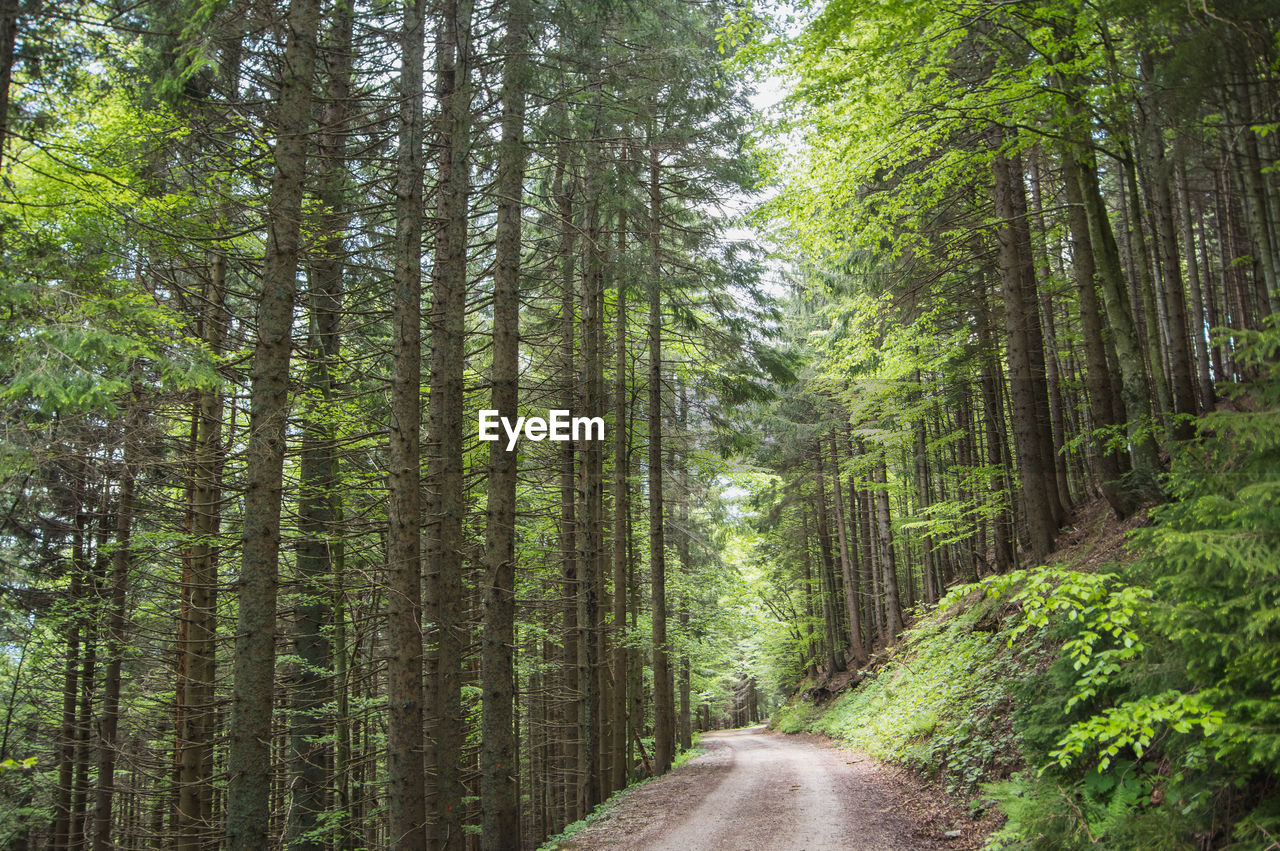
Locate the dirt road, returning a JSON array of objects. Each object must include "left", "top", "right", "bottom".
[{"left": 557, "top": 726, "right": 959, "bottom": 850}]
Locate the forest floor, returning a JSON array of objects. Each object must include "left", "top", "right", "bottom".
[{"left": 554, "top": 725, "right": 977, "bottom": 850}]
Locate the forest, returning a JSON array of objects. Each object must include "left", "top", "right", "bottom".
[{"left": 0, "top": 0, "right": 1277, "bottom": 848}]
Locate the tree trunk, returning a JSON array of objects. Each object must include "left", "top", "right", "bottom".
[
  {"left": 1142, "top": 110, "right": 1199, "bottom": 439},
  {"left": 578, "top": 138, "right": 604, "bottom": 815},
  {"left": 975, "top": 291, "right": 1015, "bottom": 573},
  {"left": 53, "top": 455, "right": 88, "bottom": 851},
  {"left": 872, "top": 456, "right": 903, "bottom": 639},
  {"left": 827, "top": 434, "right": 865, "bottom": 663},
  {"left": 480, "top": 0, "right": 528, "bottom": 844},
  {"left": 225, "top": 0, "right": 319, "bottom": 843},
  {"left": 992, "top": 146, "right": 1056, "bottom": 561},
  {"left": 1069, "top": 145, "right": 1162, "bottom": 484},
  {"left": 1027, "top": 153, "right": 1075, "bottom": 513},
  {"left": 387, "top": 0, "right": 427, "bottom": 845},
  {"left": 675, "top": 390, "right": 693, "bottom": 752},
  {"left": 911, "top": 409, "right": 939, "bottom": 605},
  {"left": 1123, "top": 156, "right": 1174, "bottom": 424},
  {"left": 799, "top": 513, "right": 818, "bottom": 678},
  {"left": 71, "top": 497, "right": 109, "bottom": 851},
  {"left": 93, "top": 385, "right": 140, "bottom": 851},
  {"left": 425, "top": 1, "right": 472, "bottom": 844},
  {"left": 1061, "top": 151, "right": 1135, "bottom": 518},
  {"left": 649, "top": 137, "right": 675, "bottom": 776},
  {"left": 610, "top": 202, "right": 630, "bottom": 795},
  {"left": 1229, "top": 69, "right": 1280, "bottom": 314},
  {"left": 0, "top": 0, "right": 18, "bottom": 172},
  {"left": 1174, "top": 155, "right": 1215, "bottom": 410},
  {"left": 554, "top": 153, "right": 580, "bottom": 825},
  {"left": 814, "top": 454, "right": 846, "bottom": 666}
]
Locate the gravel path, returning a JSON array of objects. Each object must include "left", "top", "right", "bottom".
[{"left": 557, "top": 725, "right": 956, "bottom": 850}]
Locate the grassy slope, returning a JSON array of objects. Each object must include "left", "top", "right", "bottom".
[{"left": 772, "top": 499, "right": 1140, "bottom": 812}]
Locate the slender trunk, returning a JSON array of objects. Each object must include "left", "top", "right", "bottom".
[
  {"left": 1195, "top": 187, "right": 1227, "bottom": 380},
  {"left": 1123, "top": 155, "right": 1174, "bottom": 421},
  {"left": 674, "top": 412, "right": 693, "bottom": 752},
  {"left": 53, "top": 458, "right": 88, "bottom": 850},
  {"left": 480, "top": 0, "right": 527, "bottom": 844},
  {"left": 1230, "top": 68, "right": 1280, "bottom": 314},
  {"left": 71, "top": 498, "right": 109, "bottom": 851},
  {"left": 307, "top": 10, "right": 353, "bottom": 848},
  {"left": 1061, "top": 151, "right": 1135, "bottom": 517},
  {"left": 426, "top": 1, "right": 472, "bottom": 844},
  {"left": 912, "top": 416, "right": 938, "bottom": 605},
  {"left": 225, "top": 0, "right": 319, "bottom": 843},
  {"left": 976, "top": 292, "right": 1015, "bottom": 572},
  {"left": 387, "top": 0, "right": 427, "bottom": 845},
  {"left": 610, "top": 206, "right": 630, "bottom": 795},
  {"left": 554, "top": 154, "right": 580, "bottom": 825},
  {"left": 799, "top": 514, "right": 818, "bottom": 678},
  {"left": 649, "top": 137, "right": 675, "bottom": 776},
  {"left": 1142, "top": 107, "right": 1199, "bottom": 439},
  {"left": 578, "top": 141, "right": 604, "bottom": 816},
  {"left": 872, "top": 456, "right": 903, "bottom": 639},
  {"left": 1068, "top": 144, "right": 1162, "bottom": 484},
  {"left": 1027, "top": 153, "right": 1074, "bottom": 512},
  {"left": 0, "top": 0, "right": 18, "bottom": 171},
  {"left": 813, "top": 454, "right": 846, "bottom": 666},
  {"left": 177, "top": 263, "right": 229, "bottom": 851},
  {"left": 992, "top": 146, "right": 1056, "bottom": 560},
  {"left": 827, "top": 434, "right": 865, "bottom": 663},
  {"left": 1008, "top": 151, "right": 1067, "bottom": 527},
  {"left": 1175, "top": 155, "right": 1215, "bottom": 408},
  {"left": 851, "top": 441, "right": 882, "bottom": 644},
  {"left": 93, "top": 385, "right": 140, "bottom": 851}
]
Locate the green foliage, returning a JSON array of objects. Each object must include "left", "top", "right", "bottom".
[
  {"left": 0, "top": 758, "right": 37, "bottom": 775},
  {"left": 771, "top": 699, "right": 819, "bottom": 734},
  {"left": 961, "top": 567, "right": 1222, "bottom": 771},
  {"left": 986, "top": 321, "right": 1280, "bottom": 848},
  {"left": 774, "top": 586, "right": 1043, "bottom": 797}
]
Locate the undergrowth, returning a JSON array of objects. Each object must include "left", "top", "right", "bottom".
[
  {"left": 774, "top": 318, "right": 1280, "bottom": 849},
  {"left": 773, "top": 586, "right": 1047, "bottom": 800}
]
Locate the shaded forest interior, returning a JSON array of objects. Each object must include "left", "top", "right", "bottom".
[{"left": 1, "top": 0, "right": 1279, "bottom": 849}]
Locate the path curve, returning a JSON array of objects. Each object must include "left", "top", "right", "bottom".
[{"left": 558, "top": 725, "right": 952, "bottom": 850}]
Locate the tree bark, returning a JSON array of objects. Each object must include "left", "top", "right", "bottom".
[
  {"left": 480, "top": 0, "right": 528, "bottom": 844},
  {"left": 992, "top": 146, "right": 1056, "bottom": 561},
  {"left": 1174, "top": 154, "right": 1215, "bottom": 410},
  {"left": 387, "top": 0, "right": 427, "bottom": 845},
  {"left": 1061, "top": 151, "right": 1135, "bottom": 518},
  {"left": 554, "top": 152, "right": 580, "bottom": 825},
  {"left": 425, "top": 1, "right": 472, "bottom": 845},
  {"left": 871, "top": 455, "right": 903, "bottom": 639},
  {"left": 225, "top": 0, "right": 319, "bottom": 843},
  {"left": 827, "top": 434, "right": 865, "bottom": 663},
  {"left": 649, "top": 137, "right": 675, "bottom": 776},
  {"left": 813, "top": 453, "right": 846, "bottom": 665},
  {"left": 0, "top": 0, "right": 18, "bottom": 172},
  {"left": 1142, "top": 107, "right": 1199, "bottom": 439},
  {"left": 53, "top": 454, "right": 88, "bottom": 850},
  {"left": 610, "top": 199, "right": 630, "bottom": 796},
  {"left": 93, "top": 384, "right": 140, "bottom": 851},
  {"left": 578, "top": 136, "right": 604, "bottom": 816},
  {"left": 1069, "top": 145, "right": 1162, "bottom": 484},
  {"left": 1123, "top": 156, "right": 1174, "bottom": 423},
  {"left": 1027, "top": 153, "right": 1075, "bottom": 513}
]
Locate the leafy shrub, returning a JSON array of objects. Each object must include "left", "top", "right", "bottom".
[
  {"left": 988, "top": 321, "right": 1280, "bottom": 849},
  {"left": 778, "top": 589, "right": 1042, "bottom": 797}
]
